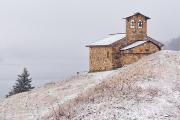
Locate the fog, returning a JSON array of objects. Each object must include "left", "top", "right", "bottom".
[
  {"left": 165, "top": 37, "right": 180, "bottom": 50},
  {"left": 0, "top": 0, "right": 180, "bottom": 98}
]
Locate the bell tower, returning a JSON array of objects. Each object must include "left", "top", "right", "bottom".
[{"left": 124, "top": 12, "right": 150, "bottom": 43}]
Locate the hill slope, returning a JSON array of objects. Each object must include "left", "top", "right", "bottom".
[{"left": 0, "top": 50, "right": 180, "bottom": 120}]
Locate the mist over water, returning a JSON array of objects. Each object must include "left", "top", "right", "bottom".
[{"left": 0, "top": 58, "right": 88, "bottom": 98}]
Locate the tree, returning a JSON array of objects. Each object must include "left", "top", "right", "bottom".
[{"left": 6, "top": 68, "right": 34, "bottom": 97}]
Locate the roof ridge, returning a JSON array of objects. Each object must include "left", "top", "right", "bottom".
[
  {"left": 109, "top": 33, "right": 126, "bottom": 35},
  {"left": 145, "top": 36, "right": 164, "bottom": 47},
  {"left": 123, "top": 12, "right": 151, "bottom": 20}
]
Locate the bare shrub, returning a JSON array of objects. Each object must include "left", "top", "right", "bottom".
[{"left": 50, "top": 67, "right": 140, "bottom": 120}]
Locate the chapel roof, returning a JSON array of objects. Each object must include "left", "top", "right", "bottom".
[
  {"left": 86, "top": 33, "right": 126, "bottom": 47},
  {"left": 86, "top": 34, "right": 163, "bottom": 48},
  {"left": 120, "top": 41, "right": 147, "bottom": 50},
  {"left": 123, "top": 12, "right": 151, "bottom": 20}
]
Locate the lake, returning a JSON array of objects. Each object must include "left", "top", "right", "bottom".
[{"left": 0, "top": 58, "right": 87, "bottom": 99}]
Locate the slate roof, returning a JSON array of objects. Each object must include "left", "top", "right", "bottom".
[
  {"left": 86, "top": 33, "right": 126, "bottom": 47},
  {"left": 120, "top": 41, "right": 147, "bottom": 50},
  {"left": 123, "top": 12, "right": 151, "bottom": 20},
  {"left": 86, "top": 34, "right": 163, "bottom": 49},
  {"left": 145, "top": 36, "right": 164, "bottom": 48}
]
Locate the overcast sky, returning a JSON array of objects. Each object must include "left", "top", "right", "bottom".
[{"left": 0, "top": 0, "right": 180, "bottom": 98}]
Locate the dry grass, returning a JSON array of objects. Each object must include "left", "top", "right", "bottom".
[{"left": 50, "top": 51, "right": 180, "bottom": 120}]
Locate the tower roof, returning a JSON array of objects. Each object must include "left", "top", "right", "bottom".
[{"left": 123, "top": 12, "right": 151, "bottom": 20}]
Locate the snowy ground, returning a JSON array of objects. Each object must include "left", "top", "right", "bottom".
[
  {"left": 71, "top": 50, "right": 180, "bottom": 120},
  {"left": 0, "top": 50, "right": 180, "bottom": 120},
  {"left": 0, "top": 68, "right": 118, "bottom": 120}
]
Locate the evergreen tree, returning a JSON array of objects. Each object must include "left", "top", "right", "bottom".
[{"left": 6, "top": 68, "right": 34, "bottom": 97}]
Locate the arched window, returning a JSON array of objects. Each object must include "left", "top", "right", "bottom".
[
  {"left": 138, "top": 20, "right": 143, "bottom": 28},
  {"left": 130, "top": 20, "right": 135, "bottom": 28}
]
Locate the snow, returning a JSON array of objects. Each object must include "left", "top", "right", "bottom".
[
  {"left": 0, "top": 50, "right": 180, "bottom": 120},
  {"left": 121, "top": 40, "right": 147, "bottom": 50},
  {"left": 70, "top": 50, "right": 180, "bottom": 120},
  {"left": 87, "top": 33, "right": 125, "bottom": 46},
  {"left": 0, "top": 70, "right": 118, "bottom": 120}
]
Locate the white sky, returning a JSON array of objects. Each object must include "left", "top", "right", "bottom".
[{"left": 0, "top": 0, "right": 180, "bottom": 98}]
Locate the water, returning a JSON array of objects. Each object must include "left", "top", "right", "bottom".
[{"left": 0, "top": 58, "right": 88, "bottom": 99}]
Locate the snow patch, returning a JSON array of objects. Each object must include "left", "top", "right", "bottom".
[
  {"left": 121, "top": 40, "right": 147, "bottom": 50},
  {"left": 87, "top": 34, "right": 125, "bottom": 46}
]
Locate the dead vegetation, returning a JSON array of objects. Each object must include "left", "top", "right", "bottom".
[
  {"left": 1, "top": 51, "right": 180, "bottom": 120},
  {"left": 49, "top": 51, "right": 180, "bottom": 120}
]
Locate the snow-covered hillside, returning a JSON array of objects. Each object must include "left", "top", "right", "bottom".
[{"left": 0, "top": 50, "right": 180, "bottom": 120}]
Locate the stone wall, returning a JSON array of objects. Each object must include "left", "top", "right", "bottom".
[
  {"left": 89, "top": 42, "right": 160, "bottom": 72},
  {"left": 89, "top": 47, "right": 113, "bottom": 72},
  {"left": 120, "top": 54, "right": 149, "bottom": 65},
  {"left": 119, "top": 42, "right": 160, "bottom": 66},
  {"left": 87, "top": 14, "right": 162, "bottom": 72},
  {"left": 126, "top": 15, "right": 148, "bottom": 43},
  {"left": 121, "top": 41, "right": 160, "bottom": 54}
]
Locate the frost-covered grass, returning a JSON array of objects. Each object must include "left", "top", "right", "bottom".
[
  {"left": 0, "top": 50, "right": 180, "bottom": 120},
  {"left": 0, "top": 68, "right": 117, "bottom": 120}
]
